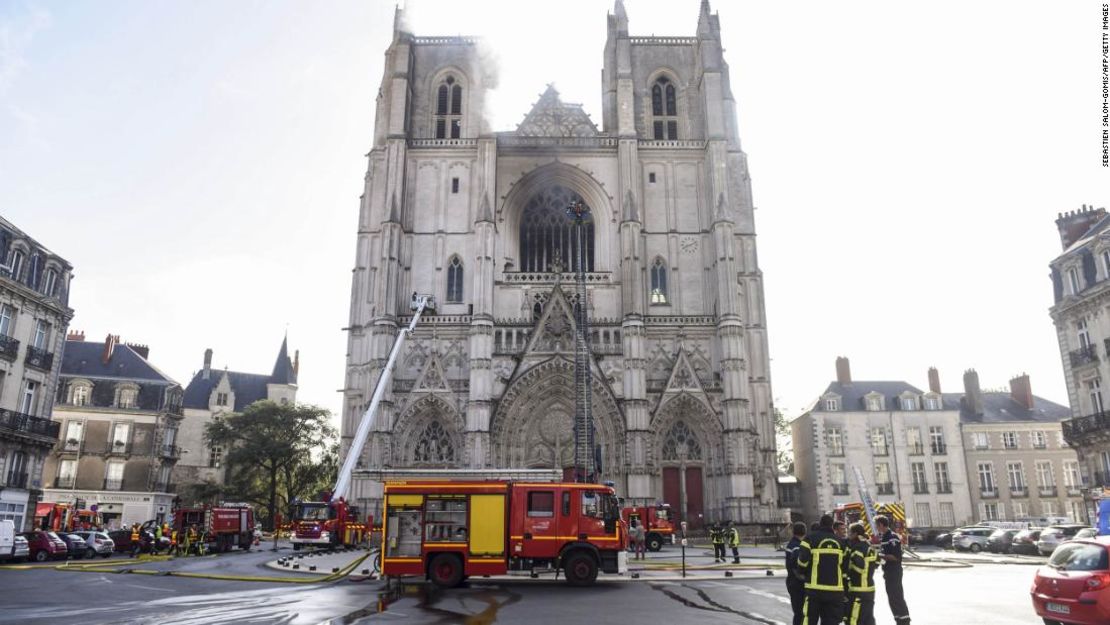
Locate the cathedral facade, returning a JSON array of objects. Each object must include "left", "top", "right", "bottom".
[{"left": 342, "top": 1, "right": 778, "bottom": 527}]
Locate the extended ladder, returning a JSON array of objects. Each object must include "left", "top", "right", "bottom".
[{"left": 851, "top": 465, "right": 878, "bottom": 532}]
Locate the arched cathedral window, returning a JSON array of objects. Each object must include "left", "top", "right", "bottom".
[
  {"left": 434, "top": 75, "right": 463, "bottom": 139},
  {"left": 518, "top": 186, "right": 594, "bottom": 273},
  {"left": 661, "top": 421, "right": 702, "bottom": 461},
  {"left": 650, "top": 257, "right": 668, "bottom": 304},
  {"left": 651, "top": 77, "right": 678, "bottom": 140},
  {"left": 446, "top": 255, "right": 464, "bottom": 303},
  {"left": 413, "top": 420, "right": 455, "bottom": 465}
]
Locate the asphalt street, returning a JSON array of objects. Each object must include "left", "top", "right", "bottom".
[{"left": 0, "top": 546, "right": 1048, "bottom": 624}]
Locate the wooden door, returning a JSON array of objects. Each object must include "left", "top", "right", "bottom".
[
  {"left": 685, "top": 467, "right": 704, "bottom": 529},
  {"left": 662, "top": 467, "right": 681, "bottom": 520}
]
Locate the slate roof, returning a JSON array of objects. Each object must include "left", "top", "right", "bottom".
[
  {"left": 182, "top": 339, "right": 296, "bottom": 411},
  {"left": 811, "top": 381, "right": 927, "bottom": 412},
  {"left": 60, "top": 341, "right": 176, "bottom": 384},
  {"left": 941, "top": 391, "right": 1071, "bottom": 424}
]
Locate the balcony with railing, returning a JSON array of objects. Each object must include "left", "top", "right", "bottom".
[
  {"left": 24, "top": 344, "right": 53, "bottom": 371},
  {"left": 913, "top": 482, "right": 929, "bottom": 494},
  {"left": 103, "top": 478, "right": 124, "bottom": 491},
  {"left": 980, "top": 487, "right": 999, "bottom": 499},
  {"left": 931, "top": 442, "right": 947, "bottom": 455},
  {"left": 832, "top": 483, "right": 850, "bottom": 496},
  {"left": 60, "top": 438, "right": 84, "bottom": 453},
  {"left": 0, "top": 408, "right": 61, "bottom": 442},
  {"left": 54, "top": 476, "right": 75, "bottom": 489},
  {"left": 1039, "top": 486, "right": 1058, "bottom": 497},
  {"left": 3, "top": 472, "right": 28, "bottom": 489},
  {"left": 1070, "top": 344, "right": 1100, "bottom": 368},
  {"left": 1010, "top": 486, "right": 1029, "bottom": 498},
  {"left": 0, "top": 334, "right": 19, "bottom": 360},
  {"left": 876, "top": 482, "right": 894, "bottom": 495},
  {"left": 1062, "top": 412, "right": 1110, "bottom": 445},
  {"left": 105, "top": 441, "right": 131, "bottom": 455}
]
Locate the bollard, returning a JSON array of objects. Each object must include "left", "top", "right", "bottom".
[
  {"left": 631, "top": 573, "right": 640, "bottom": 579},
  {"left": 765, "top": 570, "right": 773, "bottom": 576},
  {"left": 309, "top": 565, "right": 317, "bottom": 572},
  {"left": 362, "top": 569, "right": 370, "bottom": 575},
  {"left": 292, "top": 564, "right": 300, "bottom": 570},
  {"left": 333, "top": 567, "right": 340, "bottom": 573},
  {"left": 725, "top": 571, "right": 733, "bottom": 577}
]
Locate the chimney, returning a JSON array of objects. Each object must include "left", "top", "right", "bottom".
[
  {"left": 102, "top": 334, "right": 119, "bottom": 364},
  {"left": 962, "top": 369, "right": 984, "bottom": 415},
  {"left": 202, "top": 348, "right": 213, "bottom": 380},
  {"left": 293, "top": 349, "right": 300, "bottom": 377},
  {"left": 927, "top": 367, "right": 941, "bottom": 393},
  {"left": 835, "top": 356, "right": 852, "bottom": 385},
  {"left": 66, "top": 330, "right": 85, "bottom": 342},
  {"left": 1055, "top": 204, "right": 1107, "bottom": 250},
  {"left": 1009, "top": 373, "right": 1035, "bottom": 410},
  {"left": 126, "top": 343, "right": 149, "bottom": 359}
]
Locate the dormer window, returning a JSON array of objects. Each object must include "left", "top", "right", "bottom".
[
  {"left": 824, "top": 397, "right": 840, "bottom": 411},
  {"left": 43, "top": 268, "right": 58, "bottom": 297},
  {"left": 1103, "top": 250, "right": 1110, "bottom": 279},
  {"left": 900, "top": 395, "right": 918, "bottom": 411},
  {"left": 1068, "top": 266, "right": 1081, "bottom": 294},
  {"left": 71, "top": 383, "right": 90, "bottom": 406},
  {"left": 865, "top": 394, "right": 884, "bottom": 411},
  {"left": 116, "top": 384, "right": 139, "bottom": 409},
  {"left": 651, "top": 77, "right": 678, "bottom": 140},
  {"left": 216, "top": 392, "right": 229, "bottom": 407},
  {"left": 434, "top": 75, "right": 463, "bottom": 139},
  {"left": 924, "top": 394, "right": 942, "bottom": 410},
  {"left": 8, "top": 249, "right": 24, "bottom": 280}
]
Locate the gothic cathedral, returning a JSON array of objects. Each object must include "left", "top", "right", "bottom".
[{"left": 342, "top": 1, "right": 778, "bottom": 527}]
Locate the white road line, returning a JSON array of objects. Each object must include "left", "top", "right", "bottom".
[{"left": 736, "top": 584, "right": 792, "bottom": 605}]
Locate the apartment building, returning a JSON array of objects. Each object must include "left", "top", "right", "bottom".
[{"left": 0, "top": 216, "right": 73, "bottom": 530}]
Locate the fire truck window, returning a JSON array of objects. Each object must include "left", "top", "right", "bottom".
[
  {"left": 581, "top": 492, "right": 601, "bottom": 518},
  {"left": 656, "top": 508, "right": 669, "bottom": 521},
  {"left": 425, "top": 498, "right": 468, "bottom": 542},
  {"left": 527, "top": 491, "right": 555, "bottom": 517},
  {"left": 562, "top": 492, "right": 571, "bottom": 516}
]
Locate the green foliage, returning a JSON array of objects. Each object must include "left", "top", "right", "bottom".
[
  {"left": 203, "top": 400, "right": 336, "bottom": 529},
  {"left": 773, "top": 406, "right": 794, "bottom": 475}
]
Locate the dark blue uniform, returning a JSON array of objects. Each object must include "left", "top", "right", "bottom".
[
  {"left": 784, "top": 536, "right": 806, "bottom": 625},
  {"left": 879, "top": 529, "right": 910, "bottom": 623}
]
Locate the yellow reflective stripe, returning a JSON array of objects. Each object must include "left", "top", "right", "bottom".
[
  {"left": 807, "top": 582, "right": 846, "bottom": 591},
  {"left": 848, "top": 583, "right": 875, "bottom": 592},
  {"left": 803, "top": 596, "right": 810, "bottom": 621},
  {"left": 850, "top": 598, "right": 862, "bottom": 625}
]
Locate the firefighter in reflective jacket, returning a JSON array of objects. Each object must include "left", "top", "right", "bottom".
[
  {"left": 846, "top": 522, "right": 879, "bottom": 625},
  {"left": 129, "top": 524, "right": 140, "bottom": 558},
  {"left": 711, "top": 523, "right": 726, "bottom": 563},
  {"left": 727, "top": 520, "right": 741, "bottom": 564},
  {"left": 795, "top": 514, "right": 848, "bottom": 624}
]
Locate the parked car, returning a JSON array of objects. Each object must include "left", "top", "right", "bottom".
[
  {"left": 107, "top": 529, "right": 135, "bottom": 553},
  {"left": 1069, "top": 528, "right": 1100, "bottom": 542},
  {"left": 1038, "top": 525, "right": 1091, "bottom": 556},
  {"left": 907, "top": 527, "right": 927, "bottom": 546},
  {"left": 1012, "top": 529, "right": 1043, "bottom": 555},
  {"left": 934, "top": 532, "right": 954, "bottom": 549},
  {"left": 57, "top": 533, "right": 89, "bottom": 559},
  {"left": 1031, "top": 536, "right": 1110, "bottom": 625},
  {"left": 0, "top": 521, "right": 29, "bottom": 563},
  {"left": 987, "top": 529, "right": 1021, "bottom": 553},
  {"left": 954, "top": 527, "right": 995, "bottom": 553},
  {"left": 10, "top": 535, "right": 29, "bottom": 563},
  {"left": 20, "top": 530, "right": 68, "bottom": 562},
  {"left": 73, "top": 531, "right": 114, "bottom": 559}
]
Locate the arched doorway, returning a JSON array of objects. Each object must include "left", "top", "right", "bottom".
[{"left": 653, "top": 394, "right": 722, "bottom": 529}]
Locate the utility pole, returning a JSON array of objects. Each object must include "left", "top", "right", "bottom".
[{"left": 567, "top": 200, "right": 595, "bottom": 482}]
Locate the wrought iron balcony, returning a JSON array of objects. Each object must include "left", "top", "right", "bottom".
[
  {"left": 24, "top": 344, "right": 53, "bottom": 371},
  {"left": 103, "top": 478, "right": 124, "bottom": 491},
  {"left": 3, "top": 472, "right": 28, "bottom": 489},
  {"left": 1010, "top": 486, "right": 1029, "bottom": 497},
  {"left": 54, "top": 476, "right": 75, "bottom": 489},
  {"left": 980, "top": 488, "right": 999, "bottom": 499},
  {"left": 1070, "top": 344, "right": 1100, "bottom": 368},
  {"left": 0, "top": 334, "right": 19, "bottom": 360},
  {"left": 831, "top": 483, "right": 850, "bottom": 496},
  {"left": 876, "top": 482, "right": 894, "bottom": 495},
  {"left": 1062, "top": 412, "right": 1110, "bottom": 445},
  {"left": 0, "top": 408, "right": 61, "bottom": 440},
  {"left": 1039, "top": 486, "right": 1058, "bottom": 497}
]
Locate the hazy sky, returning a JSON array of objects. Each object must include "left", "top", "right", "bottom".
[{"left": 2, "top": 0, "right": 1106, "bottom": 427}]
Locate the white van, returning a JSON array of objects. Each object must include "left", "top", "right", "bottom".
[{"left": 0, "top": 520, "right": 13, "bottom": 559}]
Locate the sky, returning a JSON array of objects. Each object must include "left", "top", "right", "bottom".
[{"left": 1, "top": 0, "right": 1107, "bottom": 428}]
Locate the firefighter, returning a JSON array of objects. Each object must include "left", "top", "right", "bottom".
[
  {"left": 875, "top": 516, "right": 910, "bottom": 624},
  {"left": 784, "top": 521, "right": 807, "bottom": 625},
  {"left": 711, "top": 522, "right": 726, "bottom": 563},
  {"left": 184, "top": 524, "right": 197, "bottom": 557},
  {"left": 846, "top": 522, "right": 878, "bottom": 625},
  {"left": 796, "top": 514, "right": 848, "bottom": 624},
  {"left": 129, "top": 523, "right": 140, "bottom": 558},
  {"left": 170, "top": 527, "right": 179, "bottom": 556},
  {"left": 727, "top": 520, "right": 741, "bottom": 564}
]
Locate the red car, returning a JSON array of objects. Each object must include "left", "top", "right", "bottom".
[
  {"left": 1031, "top": 536, "right": 1110, "bottom": 625},
  {"left": 20, "top": 530, "right": 69, "bottom": 562}
]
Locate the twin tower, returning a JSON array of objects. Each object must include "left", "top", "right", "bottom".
[{"left": 342, "top": 1, "right": 778, "bottom": 528}]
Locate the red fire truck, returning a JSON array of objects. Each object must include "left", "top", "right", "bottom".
[
  {"left": 290, "top": 496, "right": 367, "bottom": 551},
  {"left": 622, "top": 503, "right": 674, "bottom": 552},
  {"left": 382, "top": 480, "right": 627, "bottom": 587},
  {"left": 35, "top": 503, "right": 100, "bottom": 532},
  {"left": 171, "top": 504, "right": 255, "bottom": 552},
  {"left": 833, "top": 502, "right": 909, "bottom": 544}
]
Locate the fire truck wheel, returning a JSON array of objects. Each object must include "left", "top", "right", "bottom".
[
  {"left": 646, "top": 534, "right": 663, "bottom": 552},
  {"left": 428, "top": 553, "right": 464, "bottom": 588},
  {"left": 562, "top": 551, "right": 598, "bottom": 586}
]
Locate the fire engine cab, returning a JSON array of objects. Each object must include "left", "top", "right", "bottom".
[
  {"left": 622, "top": 503, "right": 674, "bottom": 552},
  {"left": 383, "top": 480, "right": 626, "bottom": 587}
]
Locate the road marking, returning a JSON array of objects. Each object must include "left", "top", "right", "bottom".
[{"left": 735, "top": 584, "right": 792, "bottom": 605}]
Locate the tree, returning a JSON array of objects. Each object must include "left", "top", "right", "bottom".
[
  {"left": 204, "top": 400, "right": 335, "bottom": 530},
  {"left": 773, "top": 406, "right": 794, "bottom": 475}
]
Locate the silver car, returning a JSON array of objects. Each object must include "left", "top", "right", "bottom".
[
  {"left": 73, "top": 531, "right": 114, "bottom": 559},
  {"left": 1036, "top": 524, "right": 1089, "bottom": 556},
  {"left": 953, "top": 527, "right": 994, "bottom": 552}
]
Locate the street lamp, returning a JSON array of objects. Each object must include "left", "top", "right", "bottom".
[{"left": 566, "top": 199, "right": 594, "bottom": 482}]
